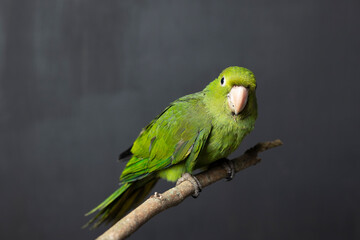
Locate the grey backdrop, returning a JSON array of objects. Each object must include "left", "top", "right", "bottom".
[{"left": 0, "top": 0, "right": 359, "bottom": 239}]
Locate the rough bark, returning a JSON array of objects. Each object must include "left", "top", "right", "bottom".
[{"left": 97, "top": 139, "right": 283, "bottom": 240}]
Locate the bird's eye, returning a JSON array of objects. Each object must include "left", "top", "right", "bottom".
[{"left": 220, "top": 77, "right": 225, "bottom": 86}]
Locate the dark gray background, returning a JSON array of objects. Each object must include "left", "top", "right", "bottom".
[{"left": 0, "top": 0, "right": 359, "bottom": 239}]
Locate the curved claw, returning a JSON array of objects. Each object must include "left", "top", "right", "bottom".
[
  {"left": 222, "top": 158, "right": 235, "bottom": 181},
  {"left": 176, "top": 173, "right": 202, "bottom": 198}
]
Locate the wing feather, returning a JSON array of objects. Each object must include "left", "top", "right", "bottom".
[{"left": 120, "top": 92, "right": 211, "bottom": 183}]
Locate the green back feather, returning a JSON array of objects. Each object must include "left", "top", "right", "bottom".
[{"left": 120, "top": 92, "right": 212, "bottom": 182}]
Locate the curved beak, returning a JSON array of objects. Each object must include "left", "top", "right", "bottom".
[{"left": 227, "top": 86, "right": 248, "bottom": 115}]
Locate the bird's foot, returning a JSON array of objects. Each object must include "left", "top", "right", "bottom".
[
  {"left": 221, "top": 158, "right": 235, "bottom": 181},
  {"left": 176, "top": 173, "right": 202, "bottom": 198}
]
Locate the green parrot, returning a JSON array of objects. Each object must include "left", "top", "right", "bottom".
[{"left": 85, "top": 66, "right": 257, "bottom": 227}]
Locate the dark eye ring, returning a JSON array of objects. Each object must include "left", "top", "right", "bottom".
[{"left": 220, "top": 77, "right": 225, "bottom": 86}]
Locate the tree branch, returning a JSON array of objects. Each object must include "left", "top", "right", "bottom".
[{"left": 97, "top": 139, "right": 283, "bottom": 240}]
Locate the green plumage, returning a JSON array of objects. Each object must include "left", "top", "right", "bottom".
[{"left": 85, "top": 66, "right": 257, "bottom": 227}]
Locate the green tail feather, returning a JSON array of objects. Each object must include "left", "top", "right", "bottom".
[{"left": 84, "top": 177, "right": 158, "bottom": 229}]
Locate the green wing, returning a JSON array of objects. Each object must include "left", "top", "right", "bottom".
[{"left": 120, "top": 92, "right": 212, "bottom": 182}]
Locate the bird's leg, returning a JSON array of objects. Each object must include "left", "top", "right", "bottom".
[
  {"left": 176, "top": 173, "right": 202, "bottom": 198},
  {"left": 221, "top": 158, "right": 235, "bottom": 181}
]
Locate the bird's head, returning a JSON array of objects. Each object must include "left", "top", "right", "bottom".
[{"left": 204, "top": 66, "right": 257, "bottom": 118}]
